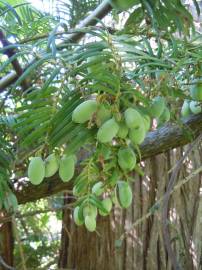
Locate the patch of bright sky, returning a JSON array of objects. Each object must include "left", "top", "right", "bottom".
[{"left": 30, "top": 0, "right": 53, "bottom": 12}]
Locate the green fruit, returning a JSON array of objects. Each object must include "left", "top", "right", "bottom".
[
  {"left": 72, "top": 100, "right": 97, "bottom": 123},
  {"left": 83, "top": 204, "right": 98, "bottom": 218},
  {"left": 158, "top": 107, "right": 170, "bottom": 123},
  {"left": 129, "top": 123, "right": 146, "bottom": 145},
  {"left": 117, "top": 181, "right": 132, "bottom": 208},
  {"left": 97, "top": 118, "right": 119, "bottom": 143},
  {"left": 96, "top": 104, "right": 111, "bottom": 126},
  {"left": 124, "top": 108, "right": 142, "bottom": 129},
  {"left": 150, "top": 96, "right": 165, "bottom": 118},
  {"left": 28, "top": 157, "right": 45, "bottom": 185},
  {"left": 85, "top": 215, "right": 96, "bottom": 232},
  {"left": 45, "top": 153, "right": 59, "bottom": 177},
  {"left": 59, "top": 155, "right": 76, "bottom": 182},
  {"left": 118, "top": 147, "right": 136, "bottom": 171},
  {"left": 181, "top": 100, "right": 191, "bottom": 117},
  {"left": 189, "top": 101, "right": 201, "bottom": 114},
  {"left": 142, "top": 114, "right": 151, "bottom": 131},
  {"left": 73, "top": 206, "right": 84, "bottom": 226},
  {"left": 117, "top": 122, "right": 129, "bottom": 139},
  {"left": 3, "top": 192, "right": 18, "bottom": 212},
  {"left": 109, "top": 170, "right": 120, "bottom": 186},
  {"left": 99, "top": 198, "right": 112, "bottom": 216},
  {"left": 190, "top": 82, "right": 202, "bottom": 101},
  {"left": 111, "top": 0, "right": 139, "bottom": 11},
  {"left": 92, "top": 181, "right": 104, "bottom": 196}
]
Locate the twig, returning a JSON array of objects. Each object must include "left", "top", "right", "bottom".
[
  {"left": 0, "top": 256, "right": 16, "bottom": 270},
  {"left": 162, "top": 133, "right": 202, "bottom": 270},
  {"left": 19, "top": 26, "right": 116, "bottom": 44},
  {"left": 0, "top": 30, "right": 28, "bottom": 90}
]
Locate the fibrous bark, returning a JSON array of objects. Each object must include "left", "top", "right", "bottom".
[
  {"left": 0, "top": 218, "right": 14, "bottom": 270},
  {"left": 15, "top": 113, "right": 202, "bottom": 205}
]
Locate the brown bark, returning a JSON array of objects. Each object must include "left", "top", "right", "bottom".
[
  {"left": 15, "top": 113, "right": 202, "bottom": 205},
  {"left": 0, "top": 213, "right": 14, "bottom": 270},
  {"left": 58, "top": 145, "right": 202, "bottom": 270},
  {"left": 58, "top": 213, "right": 116, "bottom": 270},
  {"left": 58, "top": 193, "right": 72, "bottom": 268}
]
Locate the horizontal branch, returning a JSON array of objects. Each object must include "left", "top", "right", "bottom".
[
  {"left": 0, "top": 0, "right": 112, "bottom": 91},
  {"left": 15, "top": 113, "right": 202, "bottom": 205}
]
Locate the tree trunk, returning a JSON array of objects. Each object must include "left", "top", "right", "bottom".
[
  {"left": 0, "top": 214, "right": 14, "bottom": 270},
  {"left": 58, "top": 145, "right": 202, "bottom": 270}
]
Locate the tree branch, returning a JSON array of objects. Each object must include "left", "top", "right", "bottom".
[
  {"left": 0, "top": 0, "right": 112, "bottom": 91},
  {"left": 15, "top": 113, "right": 202, "bottom": 205},
  {"left": 0, "top": 30, "right": 28, "bottom": 91}
]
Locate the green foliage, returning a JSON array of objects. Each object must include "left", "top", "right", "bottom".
[
  {"left": 14, "top": 199, "right": 61, "bottom": 269},
  {"left": 0, "top": 0, "right": 202, "bottom": 241}
]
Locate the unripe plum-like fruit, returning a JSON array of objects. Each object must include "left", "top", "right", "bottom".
[
  {"left": 124, "top": 108, "right": 142, "bottom": 129},
  {"left": 129, "top": 123, "right": 146, "bottom": 145},
  {"left": 3, "top": 192, "right": 18, "bottom": 212},
  {"left": 96, "top": 104, "right": 111, "bottom": 126},
  {"left": 73, "top": 206, "right": 84, "bottom": 226},
  {"left": 142, "top": 114, "right": 151, "bottom": 131},
  {"left": 158, "top": 107, "right": 170, "bottom": 123},
  {"left": 150, "top": 96, "right": 165, "bottom": 118},
  {"left": 72, "top": 100, "right": 97, "bottom": 123},
  {"left": 45, "top": 153, "right": 59, "bottom": 177},
  {"left": 181, "top": 100, "right": 191, "bottom": 117},
  {"left": 97, "top": 118, "right": 119, "bottom": 143},
  {"left": 189, "top": 101, "right": 201, "bottom": 114},
  {"left": 59, "top": 155, "right": 76, "bottom": 182},
  {"left": 190, "top": 82, "right": 202, "bottom": 101},
  {"left": 117, "top": 122, "right": 129, "bottom": 139},
  {"left": 99, "top": 198, "right": 112, "bottom": 216},
  {"left": 28, "top": 157, "right": 45, "bottom": 185},
  {"left": 83, "top": 204, "right": 98, "bottom": 218},
  {"left": 117, "top": 181, "right": 132, "bottom": 208},
  {"left": 92, "top": 181, "right": 104, "bottom": 196},
  {"left": 118, "top": 147, "right": 136, "bottom": 171},
  {"left": 85, "top": 215, "right": 96, "bottom": 232}
]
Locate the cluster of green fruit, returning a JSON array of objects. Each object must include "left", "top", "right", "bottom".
[
  {"left": 72, "top": 99, "right": 150, "bottom": 145},
  {"left": 72, "top": 96, "right": 170, "bottom": 144},
  {"left": 73, "top": 180, "right": 132, "bottom": 232},
  {"left": 28, "top": 153, "right": 76, "bottom": 185},
  {"left": 28, "top": 94, "right": 170, "bottom": 232},
  {"left": 181, "top": 82, "right": 202, "bottom": 117},
  {"left": 181, "top": 100, "right": 201, "bottom": 117},
  {"left": 149, "top": 96, "right": 170, "bottom": 126},
  {"left": 70, "top": 95, "right": 171, "bottom": 231}
]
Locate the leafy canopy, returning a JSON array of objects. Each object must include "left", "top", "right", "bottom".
[{"left": 0, "top": 0, "right": 202, "bottom": 230}]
